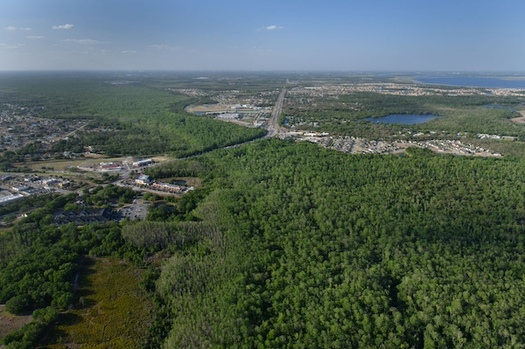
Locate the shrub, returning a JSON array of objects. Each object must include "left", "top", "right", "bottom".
[{"left": 5, "top": 295, "right": 31, "bottom": 315}]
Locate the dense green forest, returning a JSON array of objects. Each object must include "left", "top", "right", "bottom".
[
  {"left": 140, "top": 140, "right": 525, "bottom": 348},
  {"left": 0, "top": 73, "right": 266, "bottom": 157}
]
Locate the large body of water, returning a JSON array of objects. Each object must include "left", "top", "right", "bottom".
[
  {"left": 365, "top": 114, "right": 439, "bottom": 125},
  {"left": 415, "top": 76, "right": 525, "bottom": 89}
]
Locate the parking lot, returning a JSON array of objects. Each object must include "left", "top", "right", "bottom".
[{"left": 118, "top": 198, "right": 148, "bottom": 220}]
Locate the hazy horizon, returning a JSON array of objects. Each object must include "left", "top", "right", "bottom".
[{"left": 1, "top": 70, "right": 525, "bottom": 75}]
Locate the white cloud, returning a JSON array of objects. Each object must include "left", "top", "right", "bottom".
[
  {"left": 64, "top": 38, "right": 106, "bottom": 45},
  {"left": 5, "top": 26, "right": 32, "bottom": 31},
  {"left": 258, "top": 25, "right": 284, "bottom": 31},
  {"left": 26, "top": 36, "right": 45, "bottom": 40},
  {"left": 0, "top": 43, "right": 26, "bottom": 49},
  {"left": 121, "top": 50, "right": 137, "bottom": 54},
  {"left": 52, "top": 24, "right": 74, "bottom": 30}
]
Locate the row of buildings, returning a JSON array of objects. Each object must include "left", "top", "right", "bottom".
[
  {"left": 135, "top": 174, "right": 194, "bottom": 195},
  {"left": 0, "top": 175, "right": 72, "bottom": 206},
  {"left": 77, "top": 158, "right": 154, "bottom": 172},
  {"left": 54, "top": 208, "right": 114, "bottom": 225}
]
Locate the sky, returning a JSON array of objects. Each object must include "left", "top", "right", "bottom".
[{"left": 1, "top": 0, "right": 525, "bottom": 71}]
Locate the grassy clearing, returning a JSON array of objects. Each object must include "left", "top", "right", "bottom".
[
  {"left": 19, "top": 155, "right": 175, "bottom": 171},
  {"left": 44, "top": 257, "right": 152, "bottom": 349},
  {"left": 0, "top": 305, "right": 33, "bottom": 342},
  {"left": 19, "top": 157, "right": 130, "bottom": 171}
]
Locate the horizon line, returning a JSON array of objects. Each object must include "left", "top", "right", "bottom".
[{"left": 1, "top": 69, "right": 525, "bottom": 74}]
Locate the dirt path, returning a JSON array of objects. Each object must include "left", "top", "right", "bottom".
[{"left": 511, "top": 110, "right": 525, "bottom": 124}]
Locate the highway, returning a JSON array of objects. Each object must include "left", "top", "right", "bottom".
[{"left": 266, "top": 88, "right": 286, "bottom": 137}]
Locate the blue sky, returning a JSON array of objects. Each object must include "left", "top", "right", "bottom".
[{"left": 1, "top": 0, "right": 524, "bottom": 71}]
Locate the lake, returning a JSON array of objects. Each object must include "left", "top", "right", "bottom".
[
  {"left": 365, "top": 114, "right": 439, "bottom": 125},
  {"left": 415, "top": 75, "right": 525, "bottom": 89}
]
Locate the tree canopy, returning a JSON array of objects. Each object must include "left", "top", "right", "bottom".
[{"left": 150, "top": 139, "right": 525, "bottom": 348}]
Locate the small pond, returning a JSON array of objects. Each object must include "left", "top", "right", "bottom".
[{"left": 365, "top": 114, "right": 439, "bottom": 125}]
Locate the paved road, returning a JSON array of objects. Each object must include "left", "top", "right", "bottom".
[
  {"left": 115, "top": 88, "right": 288, "bottom": 171},
  {"left": 266, "top": 88, "right": 287, "bottom": 138},
  {"left": 177, "top": 88, "right": 288, "bottom": 158}
]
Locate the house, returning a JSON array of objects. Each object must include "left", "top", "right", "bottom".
[
  {"left": 135, "top": 174, "right": 151, "bottom": 186},
  {"left": 151, "top": 182, "right": 182, "bottom": 193},
  {"left": 12, "top": 185, "right": 31, "bottom": 193},
  {"left": 132, "top": 159, "right": 153, "bottom": 167},
  {"left": 217, "top": 113, "right": 240, "bottom": 120},
  {"left": 0, "top": 194, "right": 24, "bottom": 206}
]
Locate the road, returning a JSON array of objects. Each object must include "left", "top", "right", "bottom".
[
  {"left": 266, "top": 88, "right": 286, "bottom": 137},
  {"left": 177, "top": 87, "right": 287, "bottom": 158},
  {"left": 51, "top": 123, "right": 88, "bottom": 142}
]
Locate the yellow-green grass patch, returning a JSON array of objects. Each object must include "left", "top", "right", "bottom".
[
  {"left": 44, "top": 257, "right": 152, "bottom": 349},
  {"left": 18, "top": 155, "right": 174, "bottom": 172}
]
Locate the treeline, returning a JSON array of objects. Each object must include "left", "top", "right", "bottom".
[
  {"left": 145, "top": 159, "right": 211, "bottom": 179},
  {"left": 150, "top": 139, "right": 525, "bottom": 348},
  {"left": 84, "top": 185, "right": 135, "bottom": 207},
  {"left": 122, "top": 220, "right": 219, "bottom": 250}
]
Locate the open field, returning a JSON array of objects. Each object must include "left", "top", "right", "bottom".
[
  {"left": 15, "top": 155, "right": 173, "bottom": 171},
  {"left": 16, "top": 157, "right": 128, "bottom": 171},
  {"left": 44, "top": 257, "right": 152, "bottom": 349}
]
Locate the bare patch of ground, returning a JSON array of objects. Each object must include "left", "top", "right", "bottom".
[
  {"left": 0, "top": 305, "right": 32, "bottom": 341},
  {"left": 511, "top": 110, "right": 525, "bottom": 124},
  {"left": 151, "top": 155, "right": 174, "bottom": 163},
  {"left": 186, "top": 104, "right": 230, "bottom": 114}
]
